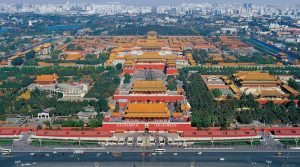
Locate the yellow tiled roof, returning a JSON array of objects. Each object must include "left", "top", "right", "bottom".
[
  {"left": 125, "top": 103, "right": 170, "bottom": 118},
  {"left": 282, "top": 84, "right": 298, "bottom": 95},
  {"left": 131, "top": 80, "right": 167, "bottom": 92},
  {"left": 234, "top": 71, "right": 279, "bottom": 81},
  {"left": 229, "top": 84, "right": 240, "bottom": 94},
  {"left": 35, "top": 74, "right": 58, "bottom": 82},
  {"left": 259, "top": 89, "right": 282, "bottom": 97}
]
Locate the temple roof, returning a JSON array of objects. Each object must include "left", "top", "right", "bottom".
[
  {"left": 35, "top": 74, "right": 58, "bottom": 82},
  {"left": 63, "top": 51, "right": 83, "bottom": 60},
  {"left": 124, "top": 103, "right": 170, "bottom": 118},
  {"left": 282, "top": 84, "right": 298, "bottom": 95},
  {"left": 229, "top": 84, "right": 240, "bottom": 94},
  {"left": 259, "top": 89, "right": 282, "bottom": 97},
  {"left": 131, "top": 80, "right": 167, "bottom": 92},
  {"left": 233, "top": 71, "right": 279, "bottom": 82},
  {"left": 139, "top": 52, "right": 161, "bottom": 59}
]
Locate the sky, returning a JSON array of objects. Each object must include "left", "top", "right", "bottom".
[{"left": 0, "top": 0, "right": 299, "bottom": 6}]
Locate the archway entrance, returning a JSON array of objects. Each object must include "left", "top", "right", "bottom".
[{"left": 145, "top": 123, "right": 149, "bottom": 132}]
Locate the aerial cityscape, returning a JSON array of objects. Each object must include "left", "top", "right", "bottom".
[{"left": 0, "top": 0, "right": 300, "bottom": 166}]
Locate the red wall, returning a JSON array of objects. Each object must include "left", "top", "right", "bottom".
[
  {"left": 123, "top": 68, "right": 134, "bottom": 74},
  {"left": 101, "top": 123, "right": 194, "bottom": 132},
  {"left": 5, "top": 126, "right": 300, "bottom": 138},
  {"left": 102, "top": 123, "right": 145, "bottom": 132},
  {"left": 35, "top": 81, "right": 56, "bottom": 85},
  {"left": 114, "top": 95, "right": 184, "bottom": 102},
  {"left": 135, "top": 63, "right": 165, "bottom": 70},
  {"left": 166, "top": 68, "right": 178, "bottom": 75}
]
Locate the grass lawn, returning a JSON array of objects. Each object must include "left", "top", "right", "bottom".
[
  {"left": 0, "top": 138, "right": 16, "bottom": 145},
  {"left": 193, "top": 139, "right": 261, "bottom": 147},
  {"left": 31, "top": 139, "right": 99, "bottom": 146},
  {"left": 279, "top": 138, "right": 299, "bottom": 146},
  {"left": 80, "top": 141, "right": 99, "bottom": 146}
]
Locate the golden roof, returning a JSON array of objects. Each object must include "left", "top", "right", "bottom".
[
  {"left": 181, "top": 104, "right": 190, "bottom": 111},
  {"left": 233, "top": 71, "right": 279, "bottom": 81},
  {"left": 58, "top": 63, "right": 75, "bottom": 66},
  {"left": 139, "top": 52, "right": 161, "bottom": 59},
  {"left": 38, "top": 62, "right": 54, "bottom": 67},
  {"left": 111, "top": 112, "right": 123, "bottom": 117},
  {"left": 124, "top": 103, "right": 170, "bottom": 118},
  {"left": 229, "top": 84, "right": 240, "bottom": 94},
  {"left": 124, "top": 60, "right": 135, "bottom": 66},
  {"left": 63, "top": 52, "right": 83, "bottom": 60},
  {"left": 131, "top": 80, "right": 167, "bottom": 92},
  {"left": 172, "top": 112, "right": 183, "bottom": 117},
  {"left": 282, "top": 84, "right": 298, "bottom": 95},
  {"left": 33, "top": 43, "right": 52, "bottom": 52},
  {"left": 126, "top": 103, "right": 168, "bottom": 113},
  {"left": 259, "top": 89, "right": 282, "bottom": 97},
  {"left": 35, "top": 74, "right": 58, "bottom": 82}
]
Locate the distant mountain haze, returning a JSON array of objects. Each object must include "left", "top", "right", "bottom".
[{"left": 1, "top": 0, "right": 299, "bottom": 5}]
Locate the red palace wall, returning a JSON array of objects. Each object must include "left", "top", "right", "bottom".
[
  {"left": 135, "top": 63, "right": 165, "bottom": 70},
  {"left": 166, "top": 68, "right": 178, "bottom": 75},
  {"left": 118, "top": 101, "right": 128, "bottom": 108},
  {"left": 123, "top": 68, "right": 134, "bottom": 74},
  {"left": 35, "top": 81, "right": 56, "bottom": 85},
  {"left": 5, "top": 126, "right": 300, "bottom": 139},
  {"left": 114, "top": 95, "right": 184, "bottom": 102},
  {"left": 101, "top": 122, "right": 194, "bottom": 132}
]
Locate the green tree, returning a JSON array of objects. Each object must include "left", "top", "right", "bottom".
[
  {"left": 289, "top": 93, "right": 295, "bottom": 100},
  {"left": 288, "top": 79, "right": 300, "bottom": 91},
  {"left": 116, "top": 63, "right": 122, "bottom": 71},
  {"left": 66, "top": 44, "right": 75, "bottom": 50},
  {"left": 25, "top": 50, "right": 36, "bottom": 60},
  {"left": 98, "top": 98, "right": 108, "bottom": 112},
  {"left": 211, "top": 89, "right": 222, "bottom": 98},
  {"left": 166, "top": 75, "right": 177, "bottom": 91},
  {"left": 237, "top": 111, "right": 253, "bottom": 124},
  {"left": 64, "top": 37, "right": 72, "bottom": 44},
  {"left": 88, "top": 118, "right": 101, "bottom": 128},
  {"left": 11, "top": 57, "right": 23, "bottom": 66},
  {"left": 113, "top": 77, "right": 120, "bottom": 85},
  {"left": 123, "top": 74, "right": 131, "bottom": 84}
]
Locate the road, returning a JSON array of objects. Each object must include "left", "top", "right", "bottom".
[
  {"left": 3, "top": 143, "right": 300, "bottom": 153},
  {"left": 2, "top": 151, "right": 300, "bottom": 167},
  {"left": 0, "top": 131, "right": 295, "bottom": 154}
]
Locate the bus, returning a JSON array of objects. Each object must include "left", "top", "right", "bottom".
[
  {"left": 154, "top": 148, "right": 166, "bottom": 153},
  {"left": 1, "top": 148, "right": 11, "bottom": 155}
]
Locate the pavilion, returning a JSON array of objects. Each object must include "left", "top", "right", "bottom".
[
  {"left": 233, "top": 71, "right": 281, "bottom": 87},
  {"left": 35, "top": 74, "right": 58, "bottom": 85},
  {"left": 124, "top": 103, "right": 170, "bottom": 122}
]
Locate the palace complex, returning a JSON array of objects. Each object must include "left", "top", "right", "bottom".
[
  {"left": 104, "top": 68, "right": 191, "bottom": 133},
  {"left": 202, "top": 71, "right": 299, "bottom": 104},
  {"left": 2, "top": 32, "right": 300, "bottom": 148},
  {"left": 105, "top": 31, "right": 208, "bottom": 75},
  {"left": 98, "top": 32, "right": 198, "bottom": 134},
  {"left": 233, "top": 71, "right": 281, "bottom": 87}
]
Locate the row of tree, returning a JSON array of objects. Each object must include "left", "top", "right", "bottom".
[
  {"left": 181, "top": 71, "right": 300, "bottom": 129},
  {"left": 188, "top": 66, "right": 300, "bottom": 78}
]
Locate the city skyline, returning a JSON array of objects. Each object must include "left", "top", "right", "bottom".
[{"left": 1, "top": 0, "right": 300, "bottom": 6}]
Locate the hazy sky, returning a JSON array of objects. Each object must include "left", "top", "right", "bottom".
[{"left": 1, "top": 0, "right": 299, "bottom": 6}]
